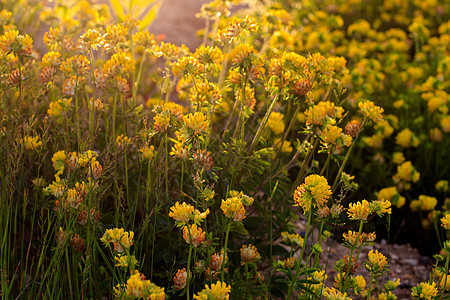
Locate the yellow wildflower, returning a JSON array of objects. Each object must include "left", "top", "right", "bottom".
[
  {"left": 139, "top": 145, "right": 155, "bottom": 160},
  {"left": 323, "top": 287, "right": 351, "bottom": 300},
  {"left": 172, "top": 56, "right": 203, "bottom": 78},
  {"left": 100, "top": 228, "right": 134, "bottom": 253},
  {"left": 193, "top": 281, "right": 231, "bottom": 300},
  {"left": 42, "top": 51, "right": 61, "bottom": 67},
  {"left": 0, "top": 30, "right": 33, "bottom": 56},
  {"left": 183, "top": 113, "right": 209, "bottom": 135},
  {"left": 348, "top": 200, "right": 371, "bottom": 221},
  {"left": 114, "top": 254, "right": 137, "bottom": 268},
  {"left": 169, "top": 201, "right": 195, "bottom": 226},
  {"left": 281, "top": 232, "right": 304, "bottom": 247},
  {"left": 293, "top": 174, "right": 332, "bottom": 212},
  {"left": 22, "top": 136, "right": 42, "bottom": 151},
  {"left": 392, "top": 152, "right": 405, "bottom": 164},
  {"left": 221, "top": 197, "right": 246, "bottom": 221},
  {"left": 358, "top": 100, "right": 384, "bottom": 122},
  {"left": 396, "top": 128, "right": 420, "bottom": 148},
  {"left": 393, "top": 161, "right": 420, "bottom": 184},
  {"left": 377, "top": 186, "right": 405, "bottom": 208},
  {"left": 411, "top": 282, "right": 438, "bottom": 300},
  {"left": 267, "top": 112, "right": 285, "bottom": 135},
  {"left": 365, "top": 250, "right": 388, "bottom": 274},
  {"left": 441, "top": 214, "right": 450, "bottom": 230},
  {"left": 230, "top": 43, "right": 256, "bottom": 66}
]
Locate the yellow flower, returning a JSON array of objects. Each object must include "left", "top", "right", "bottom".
[
  {"left": 60, "top": 55, "right": 91, "bottom": 76},
  {"left": 305, "top": 101, "right": 344, "bottom": 127},
  {"left": 104, "top": 24, "right": 127, "bottom": 51},
  {"left": 139, "top": 145, "right": 155, "bottom": 160},
  {"left": 193, "top": 281, "right": 231, "bottom": 300},
  {"left": 393, "top": 161, "right": 420, "bottom": 184},
  {"left": 358, "top": 100, "right": 384, "bottom": 122},
  {"left": 281, "top": 232, "right": 304, "bottom": 247},
  {"left": 365, "top": 250, "right": 387, "bottom": 274},
  {"left": 274, "top": 138, "right": 293, "bottom": 153},
  {"left": 410, "top": 195, "right": 437, "bottom": 212},
  {"left": 114, "top": 254, "right": 137, "bottom": 268},
  {"left": 377, "top": 186, "right": 405, "bottom": 208},
  {"left": 230, "top": 43, "right": 256, "bottom": 66},
  {"left": 115, "top": 134, "right": 129, "bottom": 147},
  {"left": 100, "top": 228, "right": 134, "bottom": 253},
  {"left": 221, "top": 197, "right": 246, "bottom": 221},
  {"left": 240, "top": 244, "right": 261, "bottom": 265},
  {"left": 103, "top": 51, "right": 135, "bottom": 77},
  {"left": 267, "top": 112, "right": 285, "bottom": 135},
  {"left": 392, "top": 152, "right": 405, "bottom": 164},
  {"left": 441, "top": 115, "right": 450, "bottom": 133},
  {"left": 347, "top": 200, "right": 371, "bottom": 221},
  {"left": 52, "top": 150, "right": 66, "bottom": 179},
  {"left": 294, "top": 174, "right": 332, "bottom": 212},
  {"left": 183, "top": 224, "right": 206, "bottom": 247},
  {"left": 370, "top": 199, "right": 392, "bottom": 216},
  {"left": 323, "top": 287, "right": 351, "bottom": 300},
  {"left": 78, "top": 29, "right": 104, "bottom": 51},
  {"left": 183, "top": 113, "right": 209, "bottom": 135},
  {"left": 193, "top": 45, "right": 223, "bottom": 68},
  {"left": 435, "top": 180, "right": 449, "bottom": 192},
  {"left": 169, "top": 201, "right": 195, "bottom": 226},
  {"left": 322, "top": 125, "right": 352, "bottom": 147},
  {"left": 396, "top": 128, "right": 420, "bottom": 148},
  {"left": 42, "top": 51, "right": 61, "bottom": 67},
  {"left": 172, "top": 56, "right": 203, "bottom": 78},
  {"left": 22, "top": 136, "right": 42, "bottom": 151},
  {"left": 115, "top": 270, "right": 165, "bottom": 299},
  {"left": 441, "top": 214, "right": 450, "bottom": 230},
  {"left": 411, "top": 282, "right": 438, "bottom": 300},
  {"left": 0, "top": 30, "right": 33, "bottom": 56}
]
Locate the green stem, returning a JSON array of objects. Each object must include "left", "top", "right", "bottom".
[
  {"left": 287, "top": 203, "right": 313, "bottom": 299},
  {"left": 343, "top": 220, "right": 364, "bottom": 294},
  {"left": 438, "top": 253, "right": 450, "bottom": 300},
  {"left": 366, "top": 272, "right": 374, "bottom": 300},
  {"left": 221, "top": 221, "right": 231, "bottom": 281}
]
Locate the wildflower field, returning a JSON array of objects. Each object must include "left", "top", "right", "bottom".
[{"left": 1, "top": 0, "right": 450, "bottom": 299}]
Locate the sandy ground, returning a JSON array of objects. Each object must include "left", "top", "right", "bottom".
[{"left": 149, "top": 0, "right": 209, "bottom": 50}]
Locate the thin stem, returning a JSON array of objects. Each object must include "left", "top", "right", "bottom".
[
  {"left": 221, "top": 221, "right": 231, "bottom": 281},
  {"left": 287, "top": 203, "right": 313, "bottom": 299}
]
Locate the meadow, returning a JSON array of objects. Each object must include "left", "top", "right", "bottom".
[{"left": 1, "top": 0, "right": 450, "bottom": 299}]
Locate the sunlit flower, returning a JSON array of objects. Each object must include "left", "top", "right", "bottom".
[
  {"left": 0, "top": 30, "right": 33, "bottom": 56},
  {"left": 172, "top": 56, "right": 203, "bottom": 78},
  {"left": 411, "top": 282, "right": 438, "bottom": 300},
  {"left": 221, "top": 197, "right": 246, "bottom": 221},
  {"left": 139, "top": 145, "right": 155, "bottom": 160},
  {"left": 365, "top": 250, "right": 388, "bottom": 274},
  {"left": 230, "top": 43, "right": 256, "bottom": 67},
  {"left": 323, "top": 287, "right": 351, "bottom": 300},
  {"left": 42, "top": 51, "right": 61, "bottom": 67},
  {"left": 267, "top": 112, "right": 285, "bottom": 135},
  {"left": 114, "top": 270, "right": 165, "bottom": 299},
  {"left": 347, "top": 200, "right": 371, "bottom": 221},
  {"left": 183, "top": 113, "right": 209, "bottom": 135},
  {"left": 169, "top": 201, "right": 195, "bottom": 226},
  {"left": 358, "top": 100, "right": 384, "bottom": 122},
  {"left": 193, "top": 281, "right": 231, "bottom": 300},
  {"left": 293, "top": 174, "right": 332, "bottom": 212}
]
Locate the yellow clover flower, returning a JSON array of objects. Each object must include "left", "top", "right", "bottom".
[{"left": 293, "top": 174, "right": 332, "bottom": 212}]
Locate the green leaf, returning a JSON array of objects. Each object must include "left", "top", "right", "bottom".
[
  {"left": 140, "top": 2, "right": 162, "bottom": 29},
  {"left": 110, "top": 0, "right": 126, "bottom": 21}
]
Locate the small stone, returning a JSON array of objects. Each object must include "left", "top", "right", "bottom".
[{"left": 401, "top": 258, "right": 418, "bottom": 266}]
